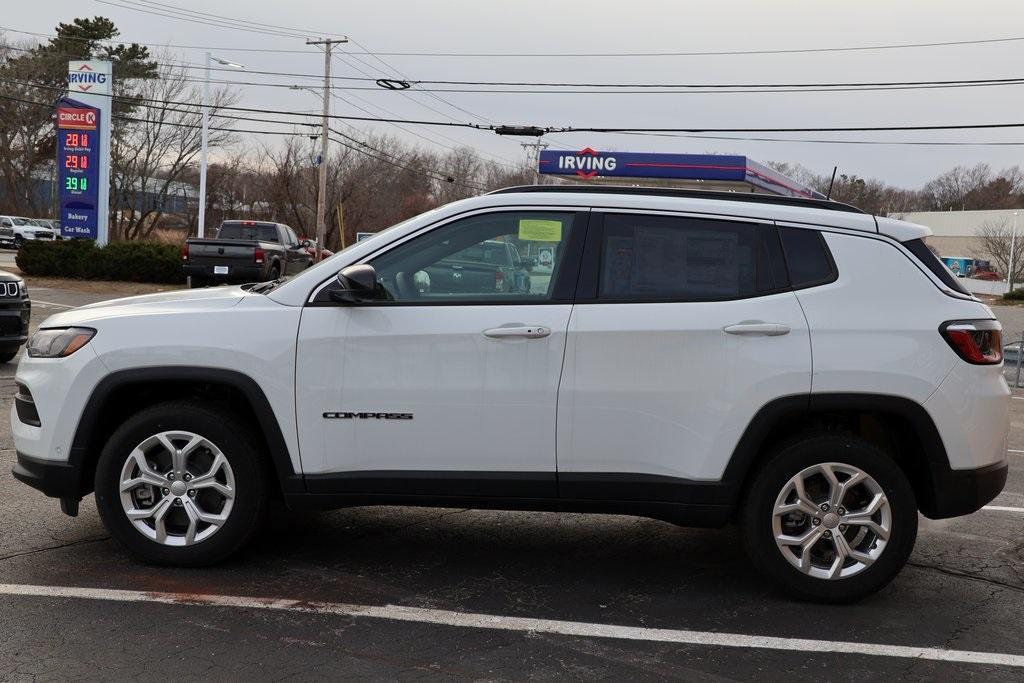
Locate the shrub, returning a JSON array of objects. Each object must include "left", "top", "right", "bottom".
[
  {"left": 1003, "top": 288, "right": 1024, "bottom": 301},
  {"left": 16, "top": 239, "right": 185, "bottom": 284}
]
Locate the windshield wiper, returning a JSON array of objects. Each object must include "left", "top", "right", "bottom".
[{"left": 249, "top": 278, "right": 285, "bottom": 294}]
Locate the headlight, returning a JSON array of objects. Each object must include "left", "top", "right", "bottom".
[
  {"left": 27, "top": 327, "right": 95, "bottom": 358},
  {"left": 17, "top": 279, "right": 26, "bottom": 297}
]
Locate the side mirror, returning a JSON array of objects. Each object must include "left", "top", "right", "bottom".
[
  {"left": 329, "top": 264, "right": 378, "bottom": 304},
  {"left": 301, "top": 239, "right": 312, "bottom": 248}
]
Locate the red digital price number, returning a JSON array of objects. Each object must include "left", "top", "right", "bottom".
[
  {"left": 64, "top": 154, "right": 89, "bottom": 170},
  {"left": 65, "top": 132, "right": 90, "bottom": 147}
]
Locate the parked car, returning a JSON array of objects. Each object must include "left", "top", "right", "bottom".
[
  {"left": 12, "top": 186, "right": 1008, "bottom": 602},
  {"left": 0, "top": 216, "right": 57, "bottom": 247},
  {"left": 0, "top": 270, "right": 30, "bottom": 362},
  {"left": 424, "top": 239, "right": 532, "bottom": 294},
  {"left": 299, "top": 237, "right": 333, "bottom": 260},
  {"left": 0, "top": 217, "right": 16, "bottom": 249},
  {"left": 182, "top": 220, "right": 313, "bottom": 287}
]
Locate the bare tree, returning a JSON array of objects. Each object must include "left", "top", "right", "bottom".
[
  {"left": 110, "top": 59, "right": 237, "bottom": 240},
  {"left": 977, "top": 219, "right": 1024, "bottom": 284}
]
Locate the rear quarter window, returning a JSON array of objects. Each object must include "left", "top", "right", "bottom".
[
  {"left": 778, "top": 227, "right": 837, "bottom": 289},
  {"left": 902, "top": 238, "right": 971, "bottom": 296}
]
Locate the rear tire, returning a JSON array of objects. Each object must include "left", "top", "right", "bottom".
[
  {"left": 740, "top": 433, "right": 917, "bottom": 602},
  {"left": 94, "top": 401, "right": 269, "bottom": 566},
  {"left": 268, "top": 264, "right": 280, "bottom": 281},
  {"left": 189, "top": 277, "right": 207, "bottom": 289}
]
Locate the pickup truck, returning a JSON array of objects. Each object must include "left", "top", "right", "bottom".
[{"left": 182, "top": 220, "right": 313, "bottom": 287}]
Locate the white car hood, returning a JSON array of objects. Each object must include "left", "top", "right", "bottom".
[{"left": 39, "top": 285, "right": 249, "bottom": 328}]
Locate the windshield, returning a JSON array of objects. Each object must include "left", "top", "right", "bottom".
[{"left": 217, "top": 223, "right": 279, "bottom": 242}]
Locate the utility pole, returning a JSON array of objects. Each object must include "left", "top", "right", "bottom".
[
  {"left": 306, "top": 37, "right": 347, "bottom": 261},
  {"left": 520, "top": 139, "right": 549, "bottom": 184}
]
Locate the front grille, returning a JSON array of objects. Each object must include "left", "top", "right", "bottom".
[
  {"left": 0, "top": 282, "right": 20, "bottom": 297},
  {"left": 0, "top": 228, "right": 12, "bottom": 237}
]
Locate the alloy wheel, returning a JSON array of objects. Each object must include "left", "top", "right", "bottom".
[
  {"left": 118, "top": 430, "right": 235, "bottom": 546},
  {"left": 771, "top": 462, "right": 891, "bottom": 580}
]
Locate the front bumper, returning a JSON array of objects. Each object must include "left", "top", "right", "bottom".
[
  {"left": 920, "top": 459, "right": 1008, "bottom": 519},
  {"left": 0, "top": 298, "right": 30, "bottom": 349},
  {"left": 12, "top": 450, "right": 83, "bottom": 499}
]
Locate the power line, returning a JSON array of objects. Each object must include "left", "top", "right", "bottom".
[
  {"left": 325, "top": 35, "right": 1024, "bottom": 58},
  {"left": 93, "top": 0, "right": 312, "bottom": 39},
  {"left": 121, "top": 0, "right": 347, "bottom": 40},
  {"left": 0, "top": 25, "right": 318, "bottom": 53}
]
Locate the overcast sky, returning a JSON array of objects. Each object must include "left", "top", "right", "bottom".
[{"left": 7, "top": 0, "right": 1024, "bottom": 187}]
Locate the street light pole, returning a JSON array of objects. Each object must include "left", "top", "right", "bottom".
[
  {"left": 1011, "top": 211, "right": 1020, "bottom": 293},
  {"left": 198, "top": 54, "right": 244, "bottom": 238}
]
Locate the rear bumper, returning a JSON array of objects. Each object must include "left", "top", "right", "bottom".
[
  {"left": 184, "top": 264, "right": 264, "bottom": 282},
  {"left": 921, "top": 459, "right": 1008, "bottom": 519}
]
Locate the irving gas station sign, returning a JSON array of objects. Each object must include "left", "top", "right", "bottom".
[
  {"left": 57, "top": 60, "right": 112, "bottom": 244},
  {"left": 538, "top": 148, "right": 824, "bottom": 199}
]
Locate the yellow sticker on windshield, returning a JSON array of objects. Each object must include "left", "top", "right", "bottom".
[{"left": 518, "top": 219, "right": 563, "bottom": 242}]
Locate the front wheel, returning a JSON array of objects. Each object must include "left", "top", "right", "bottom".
[
  {"left": 741, "top": 433, "right": 917, "bottom": 602},
  {"left": 94, "top": 401, "right": 269, "bottom": 566}
]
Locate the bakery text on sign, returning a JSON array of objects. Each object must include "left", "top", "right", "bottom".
[{"left": 57, "top": 107, "right": 98, "bottom": 130}]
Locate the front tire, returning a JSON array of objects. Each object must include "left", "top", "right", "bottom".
[
  {"left": 94, "top": 401, "right": 269, "bottom": 566},
  {"left": 741, "top": 433, "right": 917, "bottom": 602}
]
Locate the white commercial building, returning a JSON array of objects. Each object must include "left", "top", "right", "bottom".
[{"left": 893, "top": 209, "right": 1022, "bottom": 259}]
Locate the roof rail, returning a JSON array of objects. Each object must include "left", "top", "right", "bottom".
[{"left": 487, "top": 185, "right": 866, "bottom": 214}]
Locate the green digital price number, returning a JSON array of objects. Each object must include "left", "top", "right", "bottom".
[{"left": 65, "top": 177, "right": 88, "bottom": 191}]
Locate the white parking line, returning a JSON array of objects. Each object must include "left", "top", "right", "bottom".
[
  {"left": 31, "top": 299, "right": 74, "bottom": 309},
  {"left": 0, "top": 583, "right": 1022, "bottom": 667},
  {"left": 983, "top": 505, "right": 1024, "bottom": 513}
]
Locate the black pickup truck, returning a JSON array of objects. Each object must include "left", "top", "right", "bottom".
[{"left": 183, "top": 220, "right": 313, "bottom": 287}]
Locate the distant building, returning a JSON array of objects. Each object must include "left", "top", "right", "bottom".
[{"left": 893, "top": 209, "right": 1022, "bottom": 259}]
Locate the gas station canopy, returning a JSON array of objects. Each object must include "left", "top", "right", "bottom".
[{"left": 538, "top": 148, "right": 824, "bottom": 199}]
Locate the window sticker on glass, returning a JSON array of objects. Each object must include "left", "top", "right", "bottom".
[{"left": 518, "top": 219, "right": 563, "bottom": 242}]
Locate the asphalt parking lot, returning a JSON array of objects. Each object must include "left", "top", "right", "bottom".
[{"left": 0, "top": 283, "right": 1022, "bottom": 679}]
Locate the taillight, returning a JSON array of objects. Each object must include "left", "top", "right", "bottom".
[
  {"left": 181, "top": 243, "right": 189, "bottom": 262},
  {"left": 494, "top": 270, "right": 504, "bottom": 291},
  {"left": 940, "top": 320, "right": 1002, "bottom": 365},
  {"left": 254, "top": 247, "right": 265, "bottom": 265}
]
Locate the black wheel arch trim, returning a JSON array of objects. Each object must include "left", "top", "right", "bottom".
[
  {"left": 69, "top": 367, "right": 303, "bottom": 497},
  {"left": 723, "top": 392, "right": 975, "bottom": 517}
]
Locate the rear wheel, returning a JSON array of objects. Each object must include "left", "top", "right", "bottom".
[
  {"left": 741, "top": 433, "right": 917, "bottom": 602},
  {"left": 268, "top": 264, "right": 280, "bottom": 281},
  {"left": 94, "top": 401, "right": 268, "bottom": 566}
]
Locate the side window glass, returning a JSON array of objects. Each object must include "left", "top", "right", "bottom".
[
  {"left": 285, "top": 227, "right": 299, "bottom": 245},
  {"left": 369, "top": 211, "right": 575, "bottom": 302},
  {"left": 778, "top": 227, "right": 836, "bottom": 288},
  {"left": 598, "top": 214, "right": 760, "bottom": 301}
]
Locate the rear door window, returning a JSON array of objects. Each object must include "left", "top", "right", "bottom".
[{"left": 596, "top": 213, "right": 778, "bottom": 301}]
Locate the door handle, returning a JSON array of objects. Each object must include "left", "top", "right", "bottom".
[
  {"left": 483, "top": 325, "right": 551, "bottom": 339},
  {"left": 722, "top": 322, "right": 790, "bottom": 336}
]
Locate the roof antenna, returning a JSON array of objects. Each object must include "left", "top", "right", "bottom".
[{"left": 826, "top": 166, "right": 838, "bottom": 199}]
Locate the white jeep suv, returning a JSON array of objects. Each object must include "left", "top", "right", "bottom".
[{"left": 12, "top": 186, "right": 1009, "bottom": 602}]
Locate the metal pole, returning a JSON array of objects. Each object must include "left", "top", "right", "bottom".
[
  {"left": 1011, "top": 212, "right": 1020, "bottom": 293},
  {"left": 198, "top": 52, "right": 210, "bottom": 239},
  {"left": 1016, "top": 332, "right": 1023, "bottom": 388},
  {"left": 306, "top": 38, "right": 346, "bottom": 261}
]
